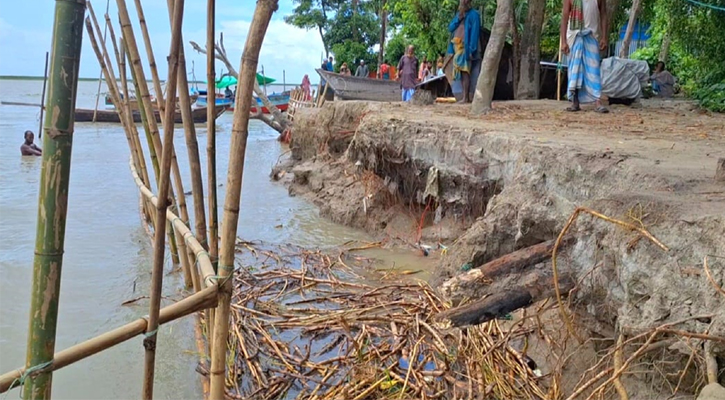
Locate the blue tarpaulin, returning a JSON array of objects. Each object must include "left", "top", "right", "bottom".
[{"left": 618, "top": 21, "right": 651, "bottom": 41}]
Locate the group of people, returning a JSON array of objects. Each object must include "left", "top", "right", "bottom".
[
  {"left": 322, "top": 56, "right": 371, "bottom": 78},
  {"left": 318, "top": 0, "right": 673, "bottom": 107}
]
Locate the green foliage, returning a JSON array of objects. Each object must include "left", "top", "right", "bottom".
[
  {"left": 639, "top": 0, "right": 725, "bottom": 111},
  {"left": 332, "top": 40, "right": 379, "bottom": 71},
  {"left": 286, "top": 0, "right": 382, "bottom": 67},
  {"left": 389, "top": 0, "right": 459, "bottom": 61},
  {"left": 385, "top": 31, "right": 408, "bottom": 64}
]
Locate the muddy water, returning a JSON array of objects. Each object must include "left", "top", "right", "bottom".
[{"left": 0, "top": 79, "right": 395, "bottom": 399}]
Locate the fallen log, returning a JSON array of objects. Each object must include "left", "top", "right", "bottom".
[
  {"left": 436, "top": 273, "right": 575, "bottom": 328},
  {"left": 440, "top": 238, "right": 573, "bottom": 298}
]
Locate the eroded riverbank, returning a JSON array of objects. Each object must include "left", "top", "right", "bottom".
[{"left": 276, "top": 99, "right": 725, "bottom": 398}]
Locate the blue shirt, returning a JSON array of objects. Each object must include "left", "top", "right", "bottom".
[
  {"left": 447, "top": 9, "right": 481, "bottom": 60},
  {"left": 326, "top": 61, "right": 334, "bottom": 72}
]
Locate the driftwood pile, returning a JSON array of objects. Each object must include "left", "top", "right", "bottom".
[{"left": 212, "top": 241, "right": 551, "bottom": 400}]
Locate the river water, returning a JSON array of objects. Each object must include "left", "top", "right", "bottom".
[{"left": 0, "top": 79, "right": 375, "bottom": 399}]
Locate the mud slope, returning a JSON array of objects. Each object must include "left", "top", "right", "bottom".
[{"left": 285, "top": 100, "right": 725, "bottom": 392}]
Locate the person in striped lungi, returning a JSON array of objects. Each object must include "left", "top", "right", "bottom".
[{"left": 560, "top": 0, "right": 609, "bottom": 113}]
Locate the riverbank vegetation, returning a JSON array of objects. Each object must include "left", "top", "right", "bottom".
[{"left": 286, "top": 0, "right": 725, "bottom": 111}]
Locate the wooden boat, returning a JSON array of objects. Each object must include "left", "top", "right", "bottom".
[
  {"left": 74, "top": 104, "right": 226, "bottom": 123},
  {"left": 316, "top": 69, "right": 400, "bottom": 102},
  {"left": 104, "top": 92, "right": 198, "bottom": 110},
  {"left": 249, "top": 93, "right": 290, "bottom": 113}
]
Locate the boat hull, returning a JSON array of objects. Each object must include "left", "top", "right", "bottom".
[
  {"left": 316, "top": 69, "right": 400, "bottom": 102},
  {"left": 74, "top": 105, "right": 226, "bottom": 123}
]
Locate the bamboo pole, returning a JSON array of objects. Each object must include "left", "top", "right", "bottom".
[
  {"left": 557, "top": 50, "right": 562, "bottom": 101},
  {"left": 22, "top": 0, "right": 86, "bottom": 398},
  {"left": 88, "top": 1, "right": 118, "bottom": 97},
  {"left": 117, "top": 0, "right": 187, "bottom": 266},
  {"left": 91, "top": 0, "right": 111, "bottom": 123},
  {"left": 206, "top": 0, "right": 219, "bottom": 270},
  {"left": 118, "top": 38, "right": 150, "bottom": 188},
  {"left": 209, "top": 1, "right": 278, "bottom": 398},
  {"left": 38, "top": 52, "right": 49, "bottom": 139},
  {"left": 164, "top": 0, "right": 208, "bottom": 254},
  {"left": 132, "top": 0, "right": 166, "bottom": 114},
  {"left": 127, "top": 0, "right": 193, "bottom": 276},
  {"left": 205, "top": 0, "right": 219, "bottom": 349},
  {"left": 119, "top": 38, "right": 152, "bottom": 221},
  {"left": 142, "top": 0, "right": 185, "bottom": 397},
  {"left": 104, "top": 14, "right": 122, "bottom": 71},
  {"left": 2, "top": 286, "right": 218, "bottom": 394}
]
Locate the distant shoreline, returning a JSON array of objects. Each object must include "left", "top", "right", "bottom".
[
  {"left": 0, "top": 75, "right": 203, "bottom": 83},
  {"left": 0, "top": 75, "right": 302, "bottom": 86}
]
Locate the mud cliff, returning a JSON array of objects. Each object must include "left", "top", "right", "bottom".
[{"left": 281, "top": 99, "right": 725, "bottom": 397}]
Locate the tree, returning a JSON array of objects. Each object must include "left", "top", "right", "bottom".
[
  {"left": 516, "top": 0, "right": 546, "bottom": 98},
  {"left": 619, "top": 0, "right": 643, "bottom": 57},
  {"left": 471, "top": 0, "right": 512, "bottom": 113},
  {"left": 285, "top": 0, "right": 343, "bottom": 56}
]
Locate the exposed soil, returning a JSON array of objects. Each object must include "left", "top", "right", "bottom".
[{"left": 275, "top": 98, "right": 725, "bottom": 398}]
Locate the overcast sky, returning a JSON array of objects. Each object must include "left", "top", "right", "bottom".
[{"left": 0, "top": 0, "right": 325, "bottom": 84}]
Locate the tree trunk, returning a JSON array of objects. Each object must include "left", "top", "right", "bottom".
[
  {"left": 509, "top": 2, "right": 520, "bottom": 98},
  {"left": 658, "top": 31, "right": 671, "bottom": 62},
  {"left": 378, "top": 0, "right": 386, "bottom": 72},
  {"left": 319, "top": 25, "right": 329, "bottom": 57},
  {"left": 516, "top": 0, "right": 545, "bottom": 99},
  {"left": 471, "top": 0, "right": 512, "bottom": 114},
  {"left": 606, "top": 0, "right": 620, "bottom": 39},
  {"left": 618, "top": 0, "right": 642, "bottom": 58}
]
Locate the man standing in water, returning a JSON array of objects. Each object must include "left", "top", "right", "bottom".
[
  {"left": 21, "top": 130, "right": 42, "bottom": 156},
  {"left": 560, "top": 0, "right": 609, "bottom": 113},
  {"left": 397, "top": 45, "right": 419, "bottom": 102},
  {"left": 448, "top": 0, "right": 481, "bottom": 103}
]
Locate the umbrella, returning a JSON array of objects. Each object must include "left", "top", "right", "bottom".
[{"left": 212, "top": 73, "right": 276, "bottom": 89}]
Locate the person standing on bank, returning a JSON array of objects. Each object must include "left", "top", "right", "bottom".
[
  {"left": 560, "top": 0, "right": 609, "bottom": 113},
  {"left": 21, "top": 130, "right": 42, "bottom": 156},
  {"left": 397, "top": 45, "right": 419, "bottom": 102},
  {"left": 355, "top": 60, "right": 369, "bottom": 78},
  {"left": 448, "top": 0, "right": 481, "bottom": 103}
]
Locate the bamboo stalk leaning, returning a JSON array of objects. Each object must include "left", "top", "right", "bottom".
[
  {"left": 209, "top": 1, "right": 279, "bottom": 398},
  {"left": 22, "top": 0, "right": 86, "bottom": 398},
  {"left": 117, "top": 0, "right": 186, "bottom": 266},
  {"left": 164, "top": 0, "right": 209, "bottom": 256},
  {"left": 206, "top": 0, "right": 219, "bottom": 276},
  {"left": 142, "top": 0, "right": 186, "bottom": 397},
  {"left": 119, "top": 38, "right": 153, "bottom": 222},
  {"left": 129, "top": 0, "right": 194, "bottom": 279}
]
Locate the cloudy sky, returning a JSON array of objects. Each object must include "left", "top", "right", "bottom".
[{"left": 0, "top": 0, "right": 325, "bottom": 84}]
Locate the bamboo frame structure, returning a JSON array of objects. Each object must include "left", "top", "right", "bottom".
[
  {"left": 23, "top": 1, "right": 86, "bottom": 397},
  {"left": 142, "top": 0, "right": 185, "bottom": 396},
  {"left": 208, "top": 1, "right": 279, "bottom": 397}
]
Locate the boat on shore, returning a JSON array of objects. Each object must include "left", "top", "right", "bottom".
[
  {"left": 74, "top": 104, "right": 226, "bottom": 123},
  {"left": 316, "top": 69, "right": 400, "bottom": 102}
]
